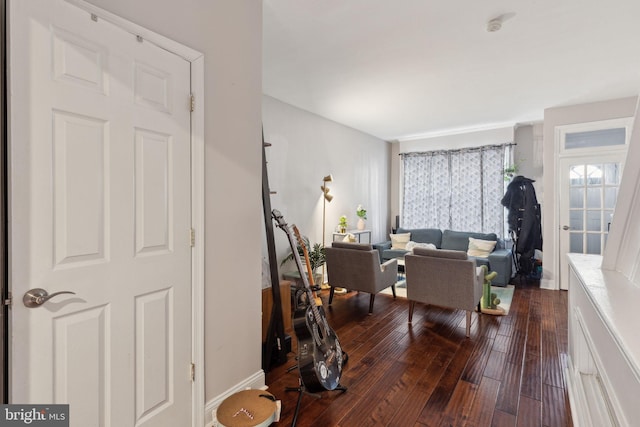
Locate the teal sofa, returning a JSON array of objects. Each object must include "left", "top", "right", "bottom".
[{"left": 373, "top": 228, "right": 512, "bottom": 287}]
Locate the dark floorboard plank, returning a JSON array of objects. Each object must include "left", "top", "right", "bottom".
[
  {"left": 516, "top": 395, "right": 542, "bottom": 427},
  {"left": 461, "top": 335, "right": 494, "bottom": 385},
  {"left": 541, "top": 329, "right": 564, "bottom": 389},
  {"left": 418, "top": 338, "right": 476, "bottom": 424},
  {"left": 542, "top": 384, "right": 572, "bottom": 427},
  {"left": 437, "top": 379, "right": 478, "bottom": 427},
  {"left": 339, "top": 359, "right": 422, "bottom": 426},
  {"left": 525, "top": 290, "right": 542, "bottom": 355},
  {"left": 495, "top": 361, "right": 523, "bottom": 415},
  {"left": 386, "top": 344, "right": 458, "bottom": 427},
  {"left": 478, "top": 311, "right": 503, "bottom": 339},
  {"left": 492, "top": 409, "right": 517, "bottom": 427},
  {"left": 493, "top": 332, "right": 512, "bottom": 353},
  {"left": 483, "top": 349, "right": 506, "bottom": 381},
  {"left": 520, "top": 351, "right": 542, "bottom": 401},
  {"left": 464, "top": 376, "right": 500, "bottom": 427}
]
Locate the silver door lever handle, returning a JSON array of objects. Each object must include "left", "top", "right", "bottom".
[{"left": 23, "top": 288, "right": 76, "bottom": 308}]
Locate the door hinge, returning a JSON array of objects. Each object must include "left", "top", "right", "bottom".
[
  {"left": 190, "top": 363, "right": 196, "bottom": 382},
  {"left": 190, "top": 94, "right": 195, "bottom": 112},
  {"left": 190, "top": 228, "right": 195, "bottom": 247},
  {"left": 4, "top": 292, "right": 12, "bottom": 307}
]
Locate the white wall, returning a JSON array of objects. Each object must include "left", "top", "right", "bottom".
[
  {"left": 398, "top": 127, "right": 515, "bottom": 152},
  {"left": 262, "top": 96, "right": 391, "bottom": 266},
  {"left": 542, "top": 96, "right": 638, "bottom": 290},
  {"left": 514, "top": 123, "right": 544, "bottom": 194},
  {"left": 83, "top": 0, "right": 264, "bottom": 411}
]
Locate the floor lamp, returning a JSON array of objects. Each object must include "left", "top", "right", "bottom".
[{"left": 321, "top": 175, "right": 333, "bottom": 288}]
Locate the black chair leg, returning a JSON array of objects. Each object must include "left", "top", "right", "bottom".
[
  {"left": 328, "top": 287, "right": 336, "bottom": 305},
  {"left": 368, "top": 294, "right": 375, "bottom": 314}
]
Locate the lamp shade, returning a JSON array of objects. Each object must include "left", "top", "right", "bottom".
[{"left": 320, "top": 185, "right": 333, "bottom": 202}]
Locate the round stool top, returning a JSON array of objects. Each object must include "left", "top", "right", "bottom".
[{"left": 216, "top": 389, "right": 277, "bottom": 427}]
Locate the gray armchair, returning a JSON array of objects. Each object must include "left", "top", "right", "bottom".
[
  {"left": 405, "top": 247, "right": 483, "bottom": 337},
  {"left": 325, "top": 242, "right": 398, "bottom": 314}
]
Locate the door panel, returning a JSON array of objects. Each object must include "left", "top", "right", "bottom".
[
  {"left": 53, "top": 305, "right": 109, "bottom": 425},
  {"left": 53, "top": 111, "right": 108, "bottom": 266},
  {"left": 560, "top": 157, "right": 624, "bottom": 290},
  {"left": 135, "top": 289, "right": 173, "bottom": 422},
  {"left": 135, "top": 129, "right": 173, "bottom": 256},
  {"left": 9, "top": 1, "right": 193, "bottom": 425}
]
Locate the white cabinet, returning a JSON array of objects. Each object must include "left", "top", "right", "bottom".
[{"left": 567, "top": 254, "right": 640, "bottom": 427}]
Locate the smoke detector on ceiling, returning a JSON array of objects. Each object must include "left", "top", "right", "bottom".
[
  {"left": 486, "top": 18, "right": 502, "bottom": 32},
  {"left": 486, "top": 13, "right": 516, "bottom": 32}
]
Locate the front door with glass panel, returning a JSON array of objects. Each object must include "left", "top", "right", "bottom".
[{"left": 558, "top": 120, "right": 630, "bottom": 290}]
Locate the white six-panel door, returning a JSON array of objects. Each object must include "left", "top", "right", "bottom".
[{"left": 9, "top": 1, "right": 193, "bottom": 425}]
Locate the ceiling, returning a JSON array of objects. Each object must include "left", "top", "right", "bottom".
[{"left": 263, "top": 0, "right": 640, "bottom": 142}]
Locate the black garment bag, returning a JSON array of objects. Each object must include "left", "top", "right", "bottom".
[{"left": 501, "top": 176, "right": 543, "bottom": 275}]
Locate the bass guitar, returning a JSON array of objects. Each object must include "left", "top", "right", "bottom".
[{"left": 272, "top": 209, "right": 344, "bottom": 392}]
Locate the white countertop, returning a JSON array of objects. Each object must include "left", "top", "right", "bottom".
[{"left": 568, "top": 253, "right": 640, "bottom": 381}]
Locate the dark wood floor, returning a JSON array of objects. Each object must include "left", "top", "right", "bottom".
[{"left": 265, "top": 279, "right": 573, "bottom": 427}]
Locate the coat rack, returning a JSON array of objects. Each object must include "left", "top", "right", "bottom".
[{"left": 261, "top": 131, "right": 289, "bottom": 370}]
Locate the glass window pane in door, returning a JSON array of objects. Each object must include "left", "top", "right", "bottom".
[
  {"left": 586, "top": 164, "right": 603, "bottom": 185},
  {"left": 586, "top": 211, "right": 601, "bottom": 232},
  {"left": 570, "top": 165, "right": 585, "bottom": 186},
  {"left": 586, "top": 233, "right": 601, "bottom": 254},
  {"left": 604, "top": 163, "right": 620, "bottom": 185},
  {"left": 604, "top": 187, "right": 617, "bottom": 209},
  {"left": 569, "top": 211, "right": 583, "bottom": 231},
  {"left": 565, "top": 127, "right": 626, "bottom": 150},
  {"left": 570, "top": 188, "right": 584, "bottom": 208},
  {"left": 570, "top": 233, "right": 583, "bottom": 253},
  {"left": 586, "top": 188, "right": 601, "bottom": 209}
]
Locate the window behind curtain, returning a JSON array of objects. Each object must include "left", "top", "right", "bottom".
[{"left": 401, "top": 144, "right": 512, "bottom": 238}]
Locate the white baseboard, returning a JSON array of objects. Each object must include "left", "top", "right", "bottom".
[
  {"left": 539, "top": 277, "right": 557, "bottom": 290},
  {"left": 204, "top": 370, "right": 267, "bottom": 427}
]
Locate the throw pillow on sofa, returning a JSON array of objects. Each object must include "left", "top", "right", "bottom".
[
  {"left": 467, "top": 237, "right": 497, "bottom": 257},
  {"left": 390, "top": 233, "right": 411, "bottom": 249},
  {"left": 342, "top": 233, "right": 357, "bottom": 243},
  {"left": 406, "top": 241, "right": 436, "bottom": 252}
]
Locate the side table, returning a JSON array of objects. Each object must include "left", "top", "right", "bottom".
[{"left": 332, "top": 229, "right": 372, "bottom": 243}]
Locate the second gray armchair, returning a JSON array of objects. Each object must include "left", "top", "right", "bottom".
[
  {"left": 405, "top": 247, "right": 484, "bottom": 337},
  {"left": 325, "top": 241, "right": 398, "bottom": 314}
]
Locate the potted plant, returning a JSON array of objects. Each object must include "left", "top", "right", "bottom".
[
  {"left": 280, "top": 236, "right": 326, "bottom": 286},
  {"left": 503, "top": 164, "right": 519, "bottom": 181},
  {"left": 338, "top": 215, "right": 348, "bottom": 233},
  {"left": 356, "top": 204, "right": 367, "bottom": 230}
]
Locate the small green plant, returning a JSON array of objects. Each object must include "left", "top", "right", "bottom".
[
  {"left": 503, "top": 164, "right": 519, "bottom": 181},
  {"left": 356, "top": 204, "right": 367, "bottom": 220},
  {"left": 338, "top": 215, "right": 348, "bottom": 231},
  {"left": 280, "top": 236, "right": 326, "bottom": 271}
]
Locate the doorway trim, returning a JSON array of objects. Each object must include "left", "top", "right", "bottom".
[
  {"left": 554, "top": 117, "right": 632, "bottom": 290},
  {"left": 10, "top": 0, "right": 205, "bottom": 424},
  {"left": 1, "top": 0, "right": 7, "bottom": 405}
]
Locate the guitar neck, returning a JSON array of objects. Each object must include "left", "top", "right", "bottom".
[
  {"left": 271, "top": 210, "right": 322, "bottom": 309},
  {"left": 284, "top": 228, "right": 315, "bottom": 298}
]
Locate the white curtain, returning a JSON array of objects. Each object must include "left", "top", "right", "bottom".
[{"left": 401, "top": 144, "right": 512, "bottom": 238}]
